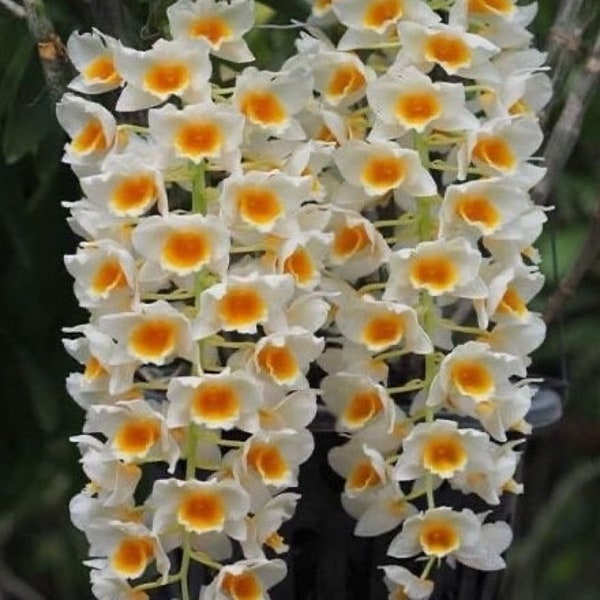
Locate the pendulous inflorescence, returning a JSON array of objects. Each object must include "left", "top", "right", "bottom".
[{"left": 60, "top": 0, "right": 551, "bottom": 598}]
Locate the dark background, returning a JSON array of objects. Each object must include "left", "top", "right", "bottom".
[{"left": 0, "top": 1, "right": 598, "bottom": 598}]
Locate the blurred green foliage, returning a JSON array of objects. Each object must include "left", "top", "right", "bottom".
[{"left": 0, "top": 1, "right": 598, "bottom": 599}]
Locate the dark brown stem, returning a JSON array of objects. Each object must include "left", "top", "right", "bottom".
[
  {"left": 0, "top": 0, "right": 25, "bottom": 18},
  {"left": 540, "top": 0, "right": 587, "bottom": 128},
  {"left": 543, "top": 202, "right": 600, "bottom": 324},
  {"left": 88, "top": 0, "right": 132, "bottom": 45},
  {"left": 534, "top": 28, "right": 600, "bottom": 207},
  {"left": 22, "top": 0, "right": 72, "bottom": 102}
]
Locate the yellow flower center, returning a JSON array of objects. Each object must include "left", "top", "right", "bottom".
[
  {"left": 409, "top": 254, "right": 459, "bottom": 293},
  {"left": 174, "top": 121, "right": 223, "bottom": 159},
  {"left": 188, "top": 16, "right": 232, "bottom": 46},
  {"left": 283, "top": 248, "right": 316, "bottom": 285},
  {"left": 110, "top": 536, "right": 154, "bottom": 579},
  {"left": 498, "top": 287, "right": 528, "bottom": 317},
  {"left": 422, "top": 434, "right": 468, "bottom": 477},
  {"left": 472, "top": 136, "right": 517, "bottom": 172},
  {"left": 237, "top": 186, "right": 283, "bottom": 227},
  {"left": 177, "top": 490, "right": 226, "bottom": 533},
  {"left": 143, "top": 61, "right": 190, "bottom": 96},
  {"left": 361, "top": 313, "right": 405, "bottom": 351},
  {"left": 424, "top": 33, "right": 472, "bottom": 70},
  {"left": 420, "top": 520, "right": 460, "bottom": 557},
  {"left": 456, "top": 194, "right": 500, "bottom": 233},
  {"left": 83, "top": 54, "right": 121, "bottom": 85},
  {"left": 450, "top": 360, "right": 495, "bottom": 399},
  {"left": 246, "top": 443, "right": 289, "bottom": 483},
  {"left": 240, "top": 90, "right": 287, "bottom": 127},
  {"left": 326, "top": 64, "right": 366, "bottom": 102},
  {"left": 468, "top": 0, "right": 514, "bottom": 15},
  {"left": 363, "top": 0, "right": 403, "bottom": 29},
  {"left": 217, "top": 287, "right": 267, "bottom": 329},
  {"left": 90, "top": 259, "right": 127, "bottom": 297},
  {"left": 128, "top": 319, "right": 178, "bottom": 362},
  {"left": 191, "top": 382, "right": 241, "bottom": 424},
  {"left": 256, "top": 344, "right": 299, "bottom": 383},
  {"left": 332, "top": 223, "right": 371, "bottom": 260},
  {"left": 395, "top": 91, "right": 442, "bottom": 128},
  {"left": 221, "top": 571, "right": 263, "bottom": 600},
  {"left": 83, "top": 356, "right": 107, "bottom": 380},
  {"left": 361, "top": 155, "right": 406, "bottom": 191},
  {"left": 72, "top": 119, "right": 107, "bottom": 154},
  {"left": 343, "top": 389, "right": 383, "bottom": 428},
  {"left": 161, "top": 229, "right": 212, "bottom": 272},
  {"left": 110, "top": 174, "right": 157, "bottom": 216},
  {"left": 113, "top": 418, "right": 161, "bottom": 458},
  {"left": 347, "top": 460, "right": 382, "bottom": 493}
]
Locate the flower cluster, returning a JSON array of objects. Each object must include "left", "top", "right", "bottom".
[{"left": 60, "top": 0, "right": 550, "bottom": 598}]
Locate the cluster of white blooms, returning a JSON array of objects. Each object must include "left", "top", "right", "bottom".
[{"left": 60, "top": 0, "right": 550, "bottom": 598}]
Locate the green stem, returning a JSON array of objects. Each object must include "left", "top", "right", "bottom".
[
  {"left": 179, "top": 424, "right": 199, "bottom": 600},
  {"left": 206, "top": 337, "right": 256, "bottom": 350},
  {"left": 192, "top": 161, "right": 207, "bottom": 215},
  {"left": 230, "top": 244, "right": 267, "bottom": 254},
  {"left": 375, "top": 348, "right": 410, "bottom": 362},
  {"left": 387, "top": 379, "right": 425, "bottom": 395},
  {"left": 191, "top": 161, "right": 210, "bottom": 375},
  {"left": 420, "top": 555, "right": 436, "bottom": 580},
  {"left": 373, "top": 216, "right": 414, "bottom": 228},
  {"left": 134, "top": 573, "right": 181, "bottom": 592},
  {"left": 217, "top": 439, "right": 245, "bottom": 448},
  {"left": 441, "top": 319, "right": 487, "bottom": 336},
  {"left": 404, "top": 487, "right": 429, "bottom": 502},
  {"left": 141, "top": 291, "right": 195, "bottom": 301},
  {"left": 357, "top": 281, "right": 387, "bottom": 295},
  {"left": 190, "top": 551, "right": 223, "bottom": 570}
]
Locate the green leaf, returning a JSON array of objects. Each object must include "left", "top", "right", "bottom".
[
  {"left": 1, "top": 80, "right": 54, "bottom": 164},
  {"left": 0, "top": 19, "right": 33, "bottom": 116}
]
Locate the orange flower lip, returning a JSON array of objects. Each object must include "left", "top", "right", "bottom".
[
  {"left": 143, "top": 61, "right": 191, "bottom": 96},
  {"left": 363, "top": 0, "right": 403, "bottom": 30},
  {"left": 419, "top": 520, "right": 460, "bottom": 557},
  {"left": 128, "top": 319, "right": 178, "bottom": 362},
  {"left": 240, "top": 90, "right": 287, "bottom": 126},
  {"left": 191, "top": 382, "right": 240, "bottom": 424},
  {"left": 422, "top": 434, "right": 468, "bottom": 477},
  {"left": 161, "top": 229, "right": 212, "bottom": 272},
  {"left": 455, "top": 194, "right": 500, "bottom": 232},
  {"left": 217, "top": 286, "right": 268, "bottom": 328},
  {"left": 395, "top": 91, "right": 442, "bottom": 128},
  {"left": 188, "top": 16, "right": 232, "bottom": 46},
  {"left": 361, "top": 155, "right": 406, "bottom": 191},
  {"left": 343, "top": 389, "right": 383, "bottom": 428},
  {"left": 113, "top": 418, "right": 161, "bottom": 458},
  {"left": 175, "top": 121, "right": 223, "bottom": 159},
  {"left": 424, "top": 34, "right": 472, "bottom": 70},
  {"left": 332, "top": 223, "right": 370, "bottom": 260},
  {"left": 450, "top": 359, "right": 495, "bottom": 398},
  {"left": 326, "top": 63, "right": 366, "bottom": 102},
  {"left": 237, "top": 186, "right": 283, "bottom": 227},
  {"left": 110, "top": 174, "right": 157, "bottom": 215},
  {"left": 472, "top": 136, "right": 517, "bottom": 172},
  {"left": 177, "top": 490, "right": 226, "bottom": 533},
  {"left": 83, "top": 54, "right": 122, "bottom": 85},
  {"left": 361, "top": 312, "right": 405, "bottom": 351},
  {"left": 72, "top": 119, "right": 107, "bottom": 154},
  {"left": 221, "top": 571, "right": 263, "bottom": 600},
  {"left": 90, "top": 259, "right": 127, "bottom": 297},
  {"left": 256, "top": 344, "right": 299, "bottom": 383},
  {"left": 409, "top": 254, "right": 459, "bottom": 293},
  {"left": 247, "top": 443, "right": 290, "bottom": 483},
  {"left": 110, "top": 536, "right": 154, "bottom": 578}
]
